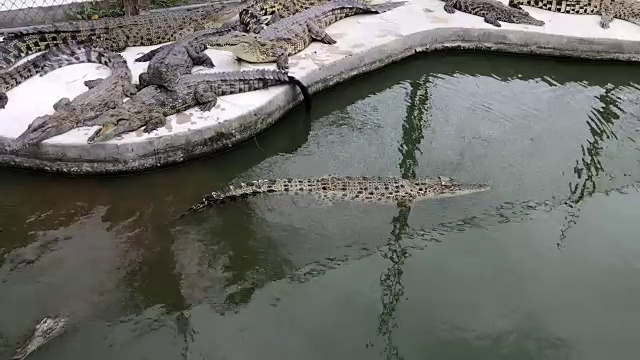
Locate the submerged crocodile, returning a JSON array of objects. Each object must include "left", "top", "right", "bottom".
[
  {"left": 1, "top": 45, "right": 125, "bottom": 109},
  {"left": 12, "top": 315, "right": 67, "bottom": 360},
  {"left": 508, "top": 0, "right": 640, "bottom": 28},
  {"left": 444, "top": 0, "right": 545, "bottom": 27},
  {"left": 0, "top": 2, "right": 246, "bottom": 71},
  {"left": 85, "top": 69, "right": 312, "bottom": 143},
  {"left": 9, "top": 45, "right": 136, "bottom": 151},
  {"left": 135, "top": 0, "right": 354, "bottom": 90},
  {"left": 179, "top": 176, "right": 491, "bottom": 217},
  {"left": 205, "top": 0, "right": 408, "bottom": 71}
]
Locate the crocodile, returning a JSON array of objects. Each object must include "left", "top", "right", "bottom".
[
  {"left": 0, "top": 2, "right": 247, "bottom": 71},
  {"left": 178, "top": 175, "right": 491, "bottom": 217},
  {"left": 204, "top": 0, "right": 408, "bottom": 71},
  {"left": 1, "top": 45, "right": 127, "bottom": 109},
  {"left": 508, "top": 0, "right": 640, "bottom": 28},
  {"left": 134, "top": 0, "right": 367, "bottom": 91},
  {"left": 443, "top": 0, "right": 545, "bottom": 27},
  {"left": 85, "top": 69, "right": 312, "bottom": 143},
  {"left": 8, "top": 45, "right": 136, "bottom": 151},
  {"left": 12, "top": 315, "right": 67, "bottom": 360}
]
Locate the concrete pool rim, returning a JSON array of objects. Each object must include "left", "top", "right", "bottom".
[{"left": 1, "top": 26, "right": 640, "bottom": 175}]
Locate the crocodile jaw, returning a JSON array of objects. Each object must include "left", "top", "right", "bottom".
[{"left": 9, "top": 114, "right": 75, "bottom": 151}]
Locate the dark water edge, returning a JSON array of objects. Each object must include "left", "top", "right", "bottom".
[{"left": 1, "top": 51, "right": 640, "bottom": 359}]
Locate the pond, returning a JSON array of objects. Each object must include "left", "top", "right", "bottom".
[{"left": 1, "top": 51, "right": 640, "bottom": 359}]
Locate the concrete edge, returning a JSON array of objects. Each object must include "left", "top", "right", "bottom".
[{"left": 2, "top": 27, "right": 640, "bottom": 175}]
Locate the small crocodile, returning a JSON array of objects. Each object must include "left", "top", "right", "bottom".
[
  {"left": 508, "top": 0, "right": 640, "bottom": 28},
  {"left": 85, "top": 69, "right": 311, "bottom": 143},
  {"left": 0, "top": 2, "right": 246, "bottom": 71},
  {"left": 178, "top": 176, "right": 490, "bottom": 217},
  {"left": 135, "top": 0, "right": 355, "bottom": 90},
  {"left": 444, "top": 0, "right": 545, "bottom": 27},
  {"left": 9, "top": 45, "right": 136, "bottom": 150},
  {"left": 1, "top": 45, "right": 126, "bottom": 109},
  {"left": 205, "top": 0, "right": 408, "bottom": 71},
  {"left": 12, "top": 315, "right": 67, "bottom": 360}
]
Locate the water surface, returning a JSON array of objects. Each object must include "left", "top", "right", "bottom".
[{"left": 1, "top": 52, "right": 640, "bottom": 359}]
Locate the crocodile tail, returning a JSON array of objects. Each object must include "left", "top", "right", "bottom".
[
  {"left": 370, "top": 1, "right": 409, "bottom": 13},
  {"left": 0, "top": 45, "right": 127, "bottom": 109},
  {"left": 0, "top": 33, "right": 78, "bottom": 71},
  {"left": 286, "top": 75, "right": 312, "bottom": 111}
]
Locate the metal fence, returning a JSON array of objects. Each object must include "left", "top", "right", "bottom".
[{"left": 0, "top": 0, "right": 210, "bottom": 29}]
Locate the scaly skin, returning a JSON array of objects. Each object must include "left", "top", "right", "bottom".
[
  {"left": 134, "top": 0, "right": 373, "bottom": 90},
  {"left": 444, "top": 0, "right": 545, "bottom": 27},
  {"left": 205, "top": 0, "right": 408, "bottom": 71},
  {"left": 179, "top": 176, "right": 491, "bottom": 217},
  {"left": 9, "top": 45, "right": 137, "bottom": 151},
  {"left": 85, "top": 69, "right": 312, "bottom": 143},
  {"left": 508, "top": 0, "right": 640, "bottom": 28},
  {"left": 1, "top": 45, "right": 126, "bottom": 109},
  {"left": 12, "top": 315, "right": 67, "bottom": 360},
  {"left": 0, "top": 2, "right": 247, "bottom": 71}
]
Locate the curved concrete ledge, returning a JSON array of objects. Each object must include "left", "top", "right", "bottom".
[{"left": 2, "top": 0, "right": 640, "bottom": 174}]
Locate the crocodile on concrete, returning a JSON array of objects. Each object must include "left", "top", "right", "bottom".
[
  {"left": 12, "top": 315, "right": 67, "bottom": 360},
  {"left": 1, "top": 45, "right": 127, "bottom": 109},
  {"left": 204, "top": 0, "right": 408, "bottom": 71},
  {"left": 178, "top": 176, "right": 491, "bottom": 217},
  {"left": 508, "top": 0, "right": 640, "bottom": 28},
  {"left": 134, "top": 0, "right": 358, "bottom": 90},
  {"left": 8, "top": 45, "right": 137, "bottom": 151},
  {"left": 85, "top": 68, "right": 312, "bottom": 143},
  {"left": 443, "top": 0, "right": 545, "bottom": 27},
  {"left": 0, "top": 2, "right": 247, "bottom": 71}
]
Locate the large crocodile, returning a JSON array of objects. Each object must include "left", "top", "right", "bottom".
[
  {"left": 85, "top": 69, "right": 311, "bottom": 143},
  {"left": 204, "top": 0, "right": 408, "bottom": 71},
  {"left": 178, "top": 176, "right": 491, "bottom": 217},
  {"left": 0, "top": 2, "right": 247, "bottom": 71},
  {"left": 508, "top": 0, "right": 640, "bottom": 28},
  {"left": 1, "top": 45, "right": 126, "bottom": 109},
  {"left": 9, "top": 45, "right": 136, "bottom": 151},
  {"left": 443, "top": 0, "right": 545, "bottom": 27},
  {"left": 135, "top": 0, "right": 362, "bottom": 91}
]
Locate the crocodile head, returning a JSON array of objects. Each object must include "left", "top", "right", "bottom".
[
  {"left": 412, "top": 176, "right": 490, "bottom": 199},
  {"left": 507, "top": 9, "right": 545, "bottom": 26},
  {"left": 207, "top": 33, "right": 263, "bottom": 63},
  {"left": 9, "top": 114, "right": 76, "bottom": 151}
]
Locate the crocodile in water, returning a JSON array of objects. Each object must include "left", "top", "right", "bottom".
[
  {"left": 134, "top": 0, "right": 358, "bottom": 91},
  {"left": 0, "top": 2, "right": 247, "bottom": 71},
  {"left": 444, "top": 0, "right": 545, "bottom": 27},
  {"left": 12, "top": 315, "right": 67, "bottom": 360},
  {"left": 508, "top": 0, "right": 640, "bottom": 28},
  {"left": 205, "top": 0, "right": 408, "bottom": 71},
  {"left": 1, "top": 45, "right": 126, "bottom": 109},
  {"left": 178, "top": 176, "right": 491, "bottom": 217},
  {"left": 8, "top": 45, "right": 137, "bottom": 151},
  {"left": 85, "top": 69, "right": 312, "bottom": 143}
]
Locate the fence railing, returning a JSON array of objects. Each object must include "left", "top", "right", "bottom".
[{"left": 0, "top": 0, "right": 211, "bottom": 29}]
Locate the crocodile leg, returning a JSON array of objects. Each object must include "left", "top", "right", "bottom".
[
  {"left": 599, "top": 5, "right": 614, "bottom": 29},
  {"left": 52, "top": 98, "right": 71, "bottom": 111},
  {"left": 274, "top": 48, "right": 290, "bottom": 71},
  {"left": 443, "top": 0, "right": 456, "bottom": 14},
  {"left": 142, "top": 112, "right": 168, "bottom": 134},
  {"left": 84, "top": 78, "right": 105, "bottom": 89},
  {"left": 306, "top": 22, "right": 337, "bottom": 44},
  {"left": 186, "top": 46, "right": 215, "bottom": 68},
  {"left": 194, "top": 83, "right": 219, "bottom": 112},
  {"left": 138, "top": 73, "right": 151, "bottom": 90},
  {"left": 483, "top": 13, "right": 502, "bottom": 27}
]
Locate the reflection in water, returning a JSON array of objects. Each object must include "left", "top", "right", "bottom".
[
  {"left": 378, "top": 74, "right": 431, "bottom": 359},
  {"left": 558, "top": 84, "right": 625, "bottom": 247}
]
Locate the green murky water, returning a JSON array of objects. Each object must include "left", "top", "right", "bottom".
[{"left": 1, "top": 52, "right": 640, "bottom": 359}]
